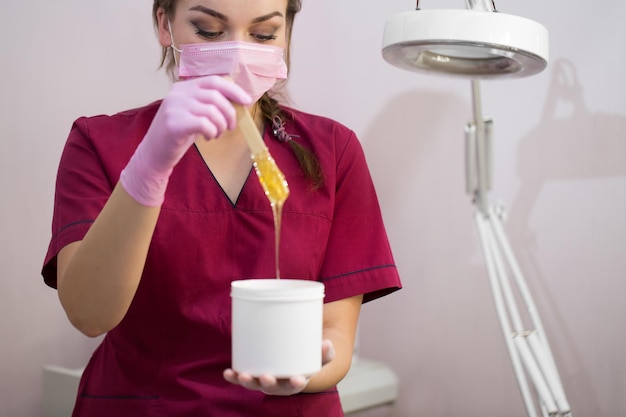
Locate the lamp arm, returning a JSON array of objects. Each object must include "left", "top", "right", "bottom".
[
  {"left": 470, "top": 80, "right": 491, "bottom": 215},
  {"left": 415, "top": 0, "right": 496, "bottom": 11},
  {"left": 465, "top": 0, "right": 497, "bottom": 12}
]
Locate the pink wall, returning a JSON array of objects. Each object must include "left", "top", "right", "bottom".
[
  {"left": 289, "top": 1, "right": 626, "bottom": 416},
  {"left": 2, "top": 1, "right": 625, "bottom": 416}
]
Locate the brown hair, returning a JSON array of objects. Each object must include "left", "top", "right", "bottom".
[{"left": 152, "top": 0, "right": 323, "bottom": 188}]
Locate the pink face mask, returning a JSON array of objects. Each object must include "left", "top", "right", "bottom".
[{"left": 176, "top": 41, "right": 288, "bottom": 102}]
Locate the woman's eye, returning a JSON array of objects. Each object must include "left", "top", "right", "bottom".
[
  {"left": 196, "top": 29, "right": 222, "bottom": 40},
  {"left": 254, "top": 33, "right": 278, "bottom": 42},
  {"left": 192, "top": 22, "right": 222, "bottom": 40}
]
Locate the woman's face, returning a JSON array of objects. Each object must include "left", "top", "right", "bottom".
[{"left": 157, "top": 0, "right": 289, "bottom": 53}]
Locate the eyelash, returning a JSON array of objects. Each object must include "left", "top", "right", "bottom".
[
  {"left": 195, "top": 28, "right": 222, "bottom": 40},
  {"left": 193, "top": 25, "right": 277, "bottom": 42},
  {"left": 255, "top": 33, "right": 278, "bottom": 41}
]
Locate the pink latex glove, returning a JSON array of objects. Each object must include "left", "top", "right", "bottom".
[{"left": 120, "top": 76, "right": 252, "bottom": 206}]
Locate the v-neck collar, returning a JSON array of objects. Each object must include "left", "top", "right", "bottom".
[
  {"left": 193, "top": 144, "right": 256, "bottom": 208},
  {"left": 192, "top": 121, "right": 271, "bottom": 208}
]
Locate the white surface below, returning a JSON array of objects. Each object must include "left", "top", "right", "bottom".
[{"left": 339, "top": 358, "right": 399, "bottom": 414}]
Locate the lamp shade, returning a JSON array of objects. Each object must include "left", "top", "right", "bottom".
[{"left": 382, "top": 9, "right": 549, "bottom": 79}]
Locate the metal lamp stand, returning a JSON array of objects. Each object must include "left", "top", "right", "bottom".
[{"left": 466, "top": 79, "right": 572, "bottom": 417}]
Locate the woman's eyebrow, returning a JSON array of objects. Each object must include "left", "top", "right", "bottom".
[
  {"left": 251, "top": 11, "right": 285, "bottom": 24},
  {"left": 187, "top": 7, "right": 283, "bottom": 24},
  {"left": 189, "top": 5, "right": 228, "bottom": 21}
]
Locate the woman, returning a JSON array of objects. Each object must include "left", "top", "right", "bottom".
[{"left": 42, "top": 0, "right": 401, "bottom": 415}]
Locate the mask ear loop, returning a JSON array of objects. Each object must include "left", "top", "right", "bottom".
[{"left": 168, "top": 20, "right": 182, "bottom": 66}]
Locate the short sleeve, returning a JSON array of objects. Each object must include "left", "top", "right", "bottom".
[
  {"left": 318, "top": 131, "right": 401, "bottom": 303},
  {"left": 41, "top": 118, "right": 118, "bottom": 288},
  {"left": 41, "top": 104, "right": 156, "bottom": 288}
]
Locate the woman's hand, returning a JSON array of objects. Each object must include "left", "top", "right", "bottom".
[
  {"left": 121, "top": 75, "right": 251, "bottom": 207},
  {"left": 223, "top": 340, "right": 336, "bottom": 396}
]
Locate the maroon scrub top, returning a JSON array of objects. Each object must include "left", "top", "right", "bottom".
[{"left": 43, "top": 101, "right": 401, "bottom": 417}]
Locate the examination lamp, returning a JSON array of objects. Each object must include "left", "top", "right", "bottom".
[
  {"left": 382, "top": 0, "right": 549, "bottom": 79},
  {"left": 382, "top": 2, "right": 573, "bottom": 417}
]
